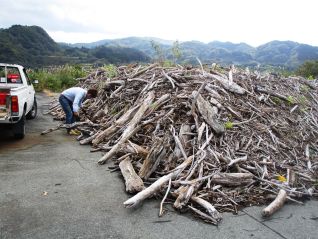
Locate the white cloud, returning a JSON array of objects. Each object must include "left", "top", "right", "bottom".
[{"left": 1, "top": 0, "right": 317, "bottom": 46}]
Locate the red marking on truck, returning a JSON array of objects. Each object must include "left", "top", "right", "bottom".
[
  {"left": 0, "top": 92, "right": 8, "bottom": 105},
  {"left": 7, "top": 74, "right": 20, "bottom": 79}
]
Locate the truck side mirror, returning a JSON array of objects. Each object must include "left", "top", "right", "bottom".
[{"left": 33, "top": 80, "right": 39, "bottom": 84}]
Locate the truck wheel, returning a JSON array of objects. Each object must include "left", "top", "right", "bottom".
[
  {"left": 14, "top": 111, "right": 26, "bottom": 139},
  {"left": 26, "top": 97, "right": 37, "bottom": 120}
]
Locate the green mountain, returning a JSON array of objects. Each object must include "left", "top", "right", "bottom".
[
  {"left": 0, "top": 25, "right": 150, "bottom": 67},
  {"left": 176, "top": 41, "right": 255, "bottom": 65},
  {"left": 208, "top": 41, "right": 255, "bottom": 54},
  {"left": 68, "top": 37, "right": 172, "bottom": 58},
  {"left": 175, "top": 40, "right": 318, "bottom": 67},
  {"left": 255, "top": 41, "right": 318, "bottom": 67},
  {"left": 0, "top": 25, "right": 61, "bottom": 66}
]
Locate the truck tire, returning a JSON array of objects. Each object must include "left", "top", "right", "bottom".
[
  {"left": 14, "top": 111, "right": 26, "bottom": 139},
  {"left": 26, "top": 97, "right": 37, "bottom": 120}
]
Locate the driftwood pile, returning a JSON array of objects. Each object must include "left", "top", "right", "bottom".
[{"left": 46, "top": 63, "right": 318, "bottom": 224}]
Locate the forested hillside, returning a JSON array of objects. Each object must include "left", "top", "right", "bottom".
[{"left": 0, "top": 25, "right": 150, "bottom": 67}]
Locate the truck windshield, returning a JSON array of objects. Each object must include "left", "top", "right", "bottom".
[{"left": 0, "top": 66, "right": 22, "bottom": 84}]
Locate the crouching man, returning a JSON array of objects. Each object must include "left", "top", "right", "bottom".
[{"left": 59, "top": 87, "right": 98, "bottom": 135}]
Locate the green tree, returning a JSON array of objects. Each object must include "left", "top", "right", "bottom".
[
  {"left": 295, "top": 60, "right": 318, "bottom": 79},
  {"left": 150, "top": 40, "right": 164, "bottom": 64},
  {"left": 171, "top": 40, "right": 182, "bottom": 64}
]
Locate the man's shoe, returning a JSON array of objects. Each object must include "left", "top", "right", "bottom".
[
  {"left": 68, "top": 129, "right": 81, "bottom": 136},
  {"left": 64, "top": 123, "right": 76, "bottom": 129}
]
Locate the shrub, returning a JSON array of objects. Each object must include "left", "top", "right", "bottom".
[
  {"left": 102, "top": 64, "right": 117, "bottom": 78},
  {"left": 28, "top": 64, "right": 86, "bottom": 92},
  {"left": 295, "top": 60, "right": 318, "bottom": 79}
]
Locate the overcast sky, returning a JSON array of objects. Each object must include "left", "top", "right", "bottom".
[{"left": 0, "top": 0, "right": 317, "bottom": 47}]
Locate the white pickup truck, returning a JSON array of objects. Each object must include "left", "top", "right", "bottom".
[{"left": 0, "top": 63, "right": 37, "bottom": 139}]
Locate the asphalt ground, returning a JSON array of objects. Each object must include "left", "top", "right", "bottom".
[{"left": 0, "top": 93, "right": 317, "bottom": 239}]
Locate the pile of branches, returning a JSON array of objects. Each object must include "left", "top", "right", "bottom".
[{"left": 46, "top": 63, "right": 318, "bottom": 224}]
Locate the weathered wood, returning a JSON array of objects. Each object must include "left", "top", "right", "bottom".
[
  {"left": 210, "top": 173, "right": 254, "bottom": 186},
  {"left": 197, "top": 122, "right": 206, "bottom": 143},
  {"left": 98, "top": 91, "right": 155, "bottom": 164},
  {"left": 92, "top": 107, "right": 107, "bottom": 122},
  {"left": 123, "top": 156, "right": 193, "bottom": 208},
  {"left": 139, "top": 136, "right": 168, "bottom": 180},
  {"left": 193, "top": 91, "right": 225, "bottom": 135},
  {"left": 130, "top": 63, "right": 158, "bottom": 78},
  {"left": 40, "top": 121, "right": 100, "bottom": 135},
  {"left": 162, "top": 70, "right": 176, "bottom": 88},
  {"left": 92, "top": 105, "right": 139, "bottom": 145},
  {"left": 121, "top": 141, "right": 149, "bottom": 157},
  {"left": 174, "top": 185, "right": 195, "bottom": 209},
  {"left": 40, "top": 123, "right": 63, "bottom": 135},
  {"left": 191, "top": 196, "right": 222, "bottom": 223},
  {"left": 164, "top": 124, "right": 191, "bottom": 171},
  {"left": 159, "top": 178, "right": 172, "bottom": 217},
  {"left": 287, "top": 168, "right": 296, "bottom": 187},
  {"left": 188, "top": 206, "right": 218, "bottom": 225},
  {"left": 228, "top": 155, "right": 248, "bottom": 167},
  {"left": 254, "top": 86, "right": 290, "bottom": 102},
  {"left": 179, "top": 124, "right": 192, "bottom": 149},
  {"left": 170, "top": 126, "right": 188, "bottom": 161},
  {"left": 144, "top": 93, "right": 171, "bottom": 116},
  {"left": 205, "top": 73, "right": 246, "bottom": 95},
  {"left": 262, "top": 189, "right": 287, "bottom": 217},
  {"left": 119, "top": 157, "right": 144, "bottom": 193},
  {"left": 79, "top": 132, "right": 99, "bottom": 145}
]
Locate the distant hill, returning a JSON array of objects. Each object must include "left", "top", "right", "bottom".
[
  {"left": 176, "top": 41, "right": 255, "bottom": 65},
  {"left": 66, "top": 37, "right": 172, "bottom": 58},
  {"left": 1, "top": 25, "right": 318, "bottom": 68},
  {"left": 208, "top": 41, "right": 255, "bottom": 54},
  {"left": 255, "top": 40, "right": 318, "bottom": 67},
  {"left": 68, "top": 37, "right": 173, "bottom": 49},
  {"left": 68, "top": 37, "right": 318, "bottom": 68},
  {"left": 0, "top": 25, "right": 150, "bottom": 67}
]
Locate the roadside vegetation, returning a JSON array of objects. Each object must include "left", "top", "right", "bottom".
[
  {"left": 28, "top": 65, "right": 86, "bottom": 92},
  {"left": 28, "top": 64, "right": 119, "bottom": 92}
]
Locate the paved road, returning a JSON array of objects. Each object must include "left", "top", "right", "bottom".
[{"left": 0, "top": 93, "right": 317, "bottom": 239}]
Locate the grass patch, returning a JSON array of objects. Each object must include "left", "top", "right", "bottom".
[{"left": 225, "top": 121, "right": 234, "bottom": 129}]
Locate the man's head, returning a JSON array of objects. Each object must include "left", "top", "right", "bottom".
[{"left": 86, "top": 88, "right": 98, "bottom": 99}]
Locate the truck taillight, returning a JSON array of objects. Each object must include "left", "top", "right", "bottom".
[{"left": 11, "top": 96, "right": 19, "bottom": 113}]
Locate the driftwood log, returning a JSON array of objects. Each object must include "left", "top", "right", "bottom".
[
  {"left": 119, "top": 157, "right": 144, "bottom": 193},
  {"left": 139, "top": 136, "right": 169, "bottom": 180},
  {"left": 193, "top": 91, "right": 224, "bottom": 135},
  {"left": 209, "top": 173, "right": 254, "bottom": 186},
  {"left": 262, "top": 189, "right": 287, "bottom": 217},
  {"left": 191, "top": 196, "right": 222, "bottom": 224}
]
